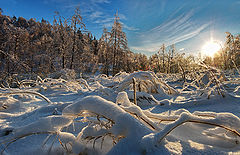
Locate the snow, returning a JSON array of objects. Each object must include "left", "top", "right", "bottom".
[{"left": 0, "top": 70, "right": 240, "bottom": 154}]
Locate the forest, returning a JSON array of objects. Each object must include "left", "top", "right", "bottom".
[{"left": 1, "top": 7, "right": 239, "bottom": 79}]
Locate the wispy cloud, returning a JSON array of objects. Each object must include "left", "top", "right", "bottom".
[
  {"left": 120, "top": 22, "right": 139, "bottom": 31},
  {"left": 43, "top": 0, "right": 138, "bottom": 32},
  {"left": 130, "top": 9, "right": 211, "bottom": 53},
  {"left": 123, "top": 24, "right": 139, "bottom": 31},
  {"left": 89, "top": 11, "right": 104, "bottom": 20},
  {"left": 51, "top": 0, "right": 111, "bottom": 13},
  {"left": 118, "top": 13, "right": 127, "bottom": 20},
  {"left": 90, "top": 0, "right": 110, "bottom": 4},
  {"left": 130, "top": 46, "right": 158, "bottom": 53},
  {"left": 51, "top": 0, "right": 113, "bottom": 28},
  {"left": 94, "top": 17, "right": 113, "bottom": 24},
  {"left": 179, "top": 48, "right": 185, "bottom": 51},
  {"left": 88, "top": 10, "right": 138, "bottom": 32},
  {"left": 92, "top": 17, "right": 139, "bottom": 32}
]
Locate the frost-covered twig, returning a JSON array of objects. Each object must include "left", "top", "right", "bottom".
[
  {"left": 19, "top": 79, "right": 38, "bottom": 88},
  {"left": 199, "top": 63, "right": 226, "bottom": 98},
  {"left": 232, "top": 60, "right": 240, "bottom": 75},
  {"left": 76, "top": 78, "right": 91, "bottom": 90},
  {"left": 1, "top": 131, "right": 57, "bottom": 154},
  {"left": 0, "top": 116, "right": 73, "bottom": 154},
  {"left": 114, "top": 71, "right": 178, "bottom": 95},
  {"left": 0, "top": 90, "right": 52, "bottom": 104},
  {"left": 0, "top": 80, "right": 10, "bottom": 88},
  {"left": 142, "top": 112, "right": 240, "bottom": 149},
  {"left": 132, "top": 78, "right": 137, "bottom": 105},
  {"left": 116, "top": 92, "right": 160, "bottom": 131}
]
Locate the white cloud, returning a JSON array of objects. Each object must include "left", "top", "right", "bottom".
[
  {"left": 47, "top": 0, "right": 137, "bottom": 32},
  {"left": 122, "top": 23, "right": 139, "bottom": 31},
  {"left": 89, "top": 11, "right": 104, "bottom": 20},
  {"left": 90, "top": 0, "right": 110, "bottom": 4},
  {"left": 124, "top": 25, "right": 139, "bottom": 31},
  {"left": 118, "top": 13, "right": 127, "bottom": 20},
  {"left": 179, "top": 48, "right": 185, "bottom": 51},
  {"left": 90, "top": 12, "right": 138, "bottom": 31},
  {"left": 60, "top": 0, "right": 111, "bottom": 13},
  {"left": 130, "top": 46, "right": 158, "bottom": 53},
  {"left": 94, "top": 17, "right": 113, "bottom": 24},
  {"left": 132, "top": 9, "right": 211, "bottom": 53},
  {"left": 103, "top": 22, "right": 113, "bottom": 28}
]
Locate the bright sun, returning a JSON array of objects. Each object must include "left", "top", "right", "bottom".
[{"left": 201, "top": 41, "right": 221, "bottom": 57}]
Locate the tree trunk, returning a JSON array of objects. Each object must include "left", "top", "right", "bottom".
[
  {"left": 62, "top": 55, "right": 65, "bottom": 69},
  {"left": 70, "top": 20, "right": 77, "bottom": 70}
]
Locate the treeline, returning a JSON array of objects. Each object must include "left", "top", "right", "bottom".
[
  {"left": 0, "top": 7, "right": 199, "bottom": 77},
  {"left": 0, "top": 8, "right": 100, "bottom": 75},
  {"left": 0, "top": 8, "right": 135, "bottom": 76},
  {"left": 150, "top": 32, "right": 240, "bottom": 74},
  {"left": 0, "top": 7, "right": 239, "bottom": 78},
  {"left": 149, "top": 44, "right": 197, "bottom": 74}
]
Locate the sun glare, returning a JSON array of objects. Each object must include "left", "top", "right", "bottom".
[{"left": 201, "top": 41, "right": 221, "bottom": 57}]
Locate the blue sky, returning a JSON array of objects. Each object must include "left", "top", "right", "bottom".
[{"left": 1, "top": 0, "right": 240, "bottom": 56}]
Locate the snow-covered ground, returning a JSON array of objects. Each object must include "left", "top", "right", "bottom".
[{"left": 0, "top": 70, "right": 240, "bottom": 155}]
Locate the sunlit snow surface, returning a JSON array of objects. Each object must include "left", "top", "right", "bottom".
[{"left": 0, "top": 71, "right": 240, "bottom": 155}]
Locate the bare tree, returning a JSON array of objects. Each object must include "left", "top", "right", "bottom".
[
  {"left": 109, "top": 11, "right": 128, "bottom": 75},
  {"left": 70, "top": 7, "right": 85, "bottom": 69},
  {"left": 98, "top": 27, "right": 112, "bottom": 75}
]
